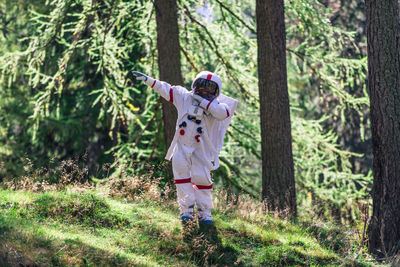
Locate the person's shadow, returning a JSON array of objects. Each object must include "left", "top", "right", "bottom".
[{"left": 183, "top": 222, "right": 243, "bottom": 266}]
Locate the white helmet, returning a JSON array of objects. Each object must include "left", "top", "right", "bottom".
[{"left": 191, "top": 71, "right": 222, "bottom": 97}]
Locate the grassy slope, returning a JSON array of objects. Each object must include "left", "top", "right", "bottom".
[{"left": 0, "top": 187, "right": 380, "bottom": 266}]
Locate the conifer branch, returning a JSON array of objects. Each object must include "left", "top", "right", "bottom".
[
  {"left": 230, "top": 123, "right": 259, "bottom": 142},
  {"left": 213, "top": 0, "right": 256, "bottom": 34},
  {"left": 182, "top": 3, "right": 258, "bottom": 106},
  {"left": 227, "top": 130, "right": 261, "bottom": 160},
  {"left": 149, "top": 110, "right": 163, "bottom": 161},
  {"left": 54, "top": 9, "right": 93, "bottom": 95},
  {"left": 0, "top": 11, "right": 27, "bottom": 38},
  {"left": 40, "top": 0, "right": 74, "bottom": 51},
  {"left": 133, "top": 99, "right": 161, "bottom": 147},
  {"left": 100, "top": 0, "right": 117, "bottom": 70},
  {"left": 220, "top": 157, "right": 260, "bottom": 193},
  {"left": 220, "top": 157, "right": 259, "bottom": 199},
  {"left": 180, "top": 47, "right": 200, "bottom": 73},
  {"left": 143, "top": 4, "right": 156, "bottom": 76}
]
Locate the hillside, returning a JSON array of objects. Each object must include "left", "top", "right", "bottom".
[{"left": 0, "top": 183, "right": 382, "bottom": 266}]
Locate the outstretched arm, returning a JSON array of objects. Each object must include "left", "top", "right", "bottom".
[
  {"left": 132, "top": 71, "right": 181, "bottom": 104},
  {"left": 132, "top": 71, "right": 163, "bottom": 93}
]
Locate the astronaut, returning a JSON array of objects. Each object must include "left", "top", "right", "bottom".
[{"left": 132, "top": 70, "right": 238, "bottom": 225}]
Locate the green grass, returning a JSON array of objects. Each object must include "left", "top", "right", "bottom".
[{"left": 0, "top": 187, "right": 380, "bottom": 266}]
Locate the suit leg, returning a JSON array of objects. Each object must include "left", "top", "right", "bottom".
[
  {"left": 172, "top": 145, "right": 195, "bottom": 216},
  {"left": 191, "top": 152, "right": 213, "bottom": 220}
]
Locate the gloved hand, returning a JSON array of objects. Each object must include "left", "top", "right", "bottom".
[
  {"left": 132, "top": 71, "right": 148, "bottom": 81},
  {"left": 191, "top": 93, "right": 204, "bottom": 103}
]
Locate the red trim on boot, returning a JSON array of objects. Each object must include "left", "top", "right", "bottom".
[
  {"left": 195, "top": 184, "right": 213, "bottom": 190},
  {"left": 175, "top": 178, "right": 191, "bottom": 184}
]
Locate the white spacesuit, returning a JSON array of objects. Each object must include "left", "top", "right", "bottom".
[{"left": 132, "top": 70, "right": 238, "bottom": 225}]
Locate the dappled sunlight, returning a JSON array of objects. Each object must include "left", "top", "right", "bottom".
[
  {"left": 38, "top": 224, "right": 163, "bottom": 266},
  {"left": 0, "top": 189, "right": 35, "bottom": 204},
  {"left": 0, "top": 187, "right": 378, "bottom": 266},
  {"left": 0, "top": 199, "right": 192, "bottom": 266},
  {"left": 216, "top": 216, "right": 343, "bottom": 265}
]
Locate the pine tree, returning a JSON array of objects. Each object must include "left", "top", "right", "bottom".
[
  {"left": 154, "top": 0, "right": 183, "bottom": 148},
  {"left": 256, "top": 0, "right": 297, "bottom": 217},
  {"left": 366, "top": 0, "right": 400, "bottom": 258}
]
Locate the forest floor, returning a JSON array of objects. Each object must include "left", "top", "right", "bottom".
[{"left": 0, "top": 178, "right": 389, "bottom": 266}]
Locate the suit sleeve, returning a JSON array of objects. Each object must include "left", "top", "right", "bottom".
[
  {"left": 144, "top": 77, "right": 186, "bottom": 108},
  {"left": 199, "top": 98, "right": 231, "bottom": 121}
]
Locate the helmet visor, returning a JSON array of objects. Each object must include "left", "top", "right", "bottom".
[{"left": 193, "top": 78, "right": 219, "bottom": 100}]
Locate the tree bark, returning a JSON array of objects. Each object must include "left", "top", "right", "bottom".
[
  {"left": 154, "top": 0, "right": 183, "bottom": 148},
  {"left": 366, "top": 0, "right": 400, "bottom": 258},
  {"left": 256, "top": 0, "right": 297, "bottom": 217}
]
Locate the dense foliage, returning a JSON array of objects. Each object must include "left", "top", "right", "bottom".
[{"left": 0, "top": 0, "right": 371, "bottom": 223}]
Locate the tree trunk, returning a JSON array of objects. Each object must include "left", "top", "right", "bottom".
[
  {"left": 366, "top": 0, "right": 400, "bottom": 258},
  {"left": 256, "top": 0, "right": 297, "bottom": 218},
  {"left": 154, "top": 0, "right": 183, "bottom": 148}
]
